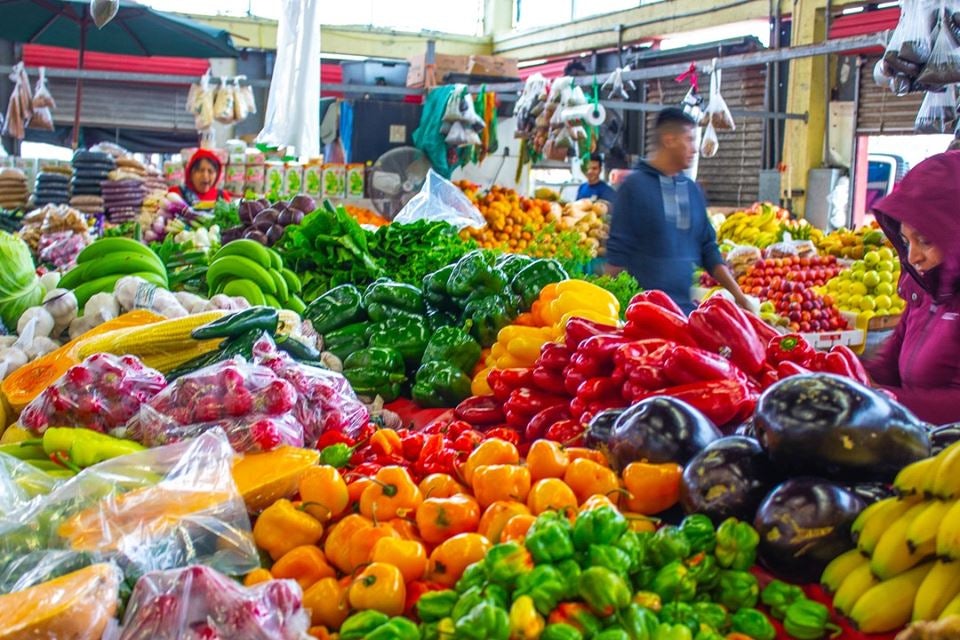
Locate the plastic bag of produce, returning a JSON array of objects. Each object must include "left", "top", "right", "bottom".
[
  {"left": 726, "top": 244, "right": 762, "bottom": 277},
  {"left": 232, "top": 76, "right": 249, "bottom": 122},
  {"left": 213, "top": 77, "right": 236, "bottom": 125},
  {"left": 31, "top": 67, "right": 55, "bottom": 109},
  {"left": 700, "top": 66, "right": 736, "bottom": 131},
  {"left": 0, "top": 451, "right": 62, "bottom": 516},
  {"left": 187, "top": 72, "right": 215, "bottom": 131},
  {"left": 17, "top": 353, "right": 166, "bottom": 435},
  {"left": 917, "top": 3, "right": 960, "bottom": 85},
  {"left": 90, "top": 0, "right": 119, "bottom": 28},
  {"left": 106, "top": 564, "right": 309, "bottom": 640},
  {"left": 914, "top": 85, "right": 958, "bottom": 132},
  {"left": 700, "top": 121, "right": 719, "bottom": 157},
  {"left": 393, "top": 168, "right": 486, "bottom": 229},
  {"left": 884, "top": 0, "right": 936, "bottom": 80},
  {"left": 2, "top": 63, "right": 31, "bottom": 140},
  {"left": 125, "top": 357, "right": 305, "bottom": 452},
  {"left": 0, "top": 430, "right": 258, "bottom": 579}
]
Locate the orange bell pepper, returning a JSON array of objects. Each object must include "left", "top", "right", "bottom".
[
  {"left": 386, "top": 517, "right": 422, "bottom": 541},
  {"left": 371, "top": 537, "right": 427, "bottom": 583},
  {"left": 299, "top": 465, "right": 349, "bottom": 522},
  {"left": 462, "top": 439, "right": 519, "bottom": 486},
  {"left": 426, "top": 533, "right": 491, "bottom": 587},
  {"left": 370, "top": 428, "right": 403, "bottom": 458},
  {"left": 419, "top": 473, "right": 467, "bottom": 499},
  {"left": 621, "top": 461, "right": 683, "bottom": 515},
  {"left": 324, "top": 514, "right": 399, "bottom": 574},
  {"left": 579, "top": 494, "right": 615, "bottom": 512},
  {"left": 243, "top": 568, "right": 273, "bottom": 587},
  {"left": 416, "top": 494, "right": 481, "bottom": 544},
  {"left": 477, "top": 500, "right": 531, "bottom": 543},
  {"left": 360, "top": 465, "right": 423, "bottom": 520},
  {"left": 348, "top": 562, "right": 406, "bottom": 616},
  {"left": 500, "top": 514, "right": 537, "bottom": 544},
  {"left": 565, "top": 447, "right": 610, "bottom": 467},
  {"left": 346, "top": 475, "right": 374, "bottom": 512},
  {"left": 270, "top": 545, "right": 335, "bottom": 590},
  {"left": 253, "top": 498, "right": 324, "bottom": 561},
  {"left": 527, "top": 478, "right": 578, "bottom": 517},
  {"left": 472, "top": 464, "right": 531, "bottom": 509},
  {"left": 563, "top": 458, "right": 621, "bottom": 505},
  {"left": 526, "top": 440, "right": 569, "bottom": 481}
]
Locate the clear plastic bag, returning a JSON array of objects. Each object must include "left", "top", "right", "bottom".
[
  {"left": 38, "top": 230, "right": 87, "bottom": 269},
  {"left": 232, "top": 76, "right": 249, "bottom": 122},
  {"left": 700, "top": 121, "right": 719, "bottom": 158},
  {"left": 0, "top": 430, "right": 258, "bottom": 579},
  {"left": 108, "top": 564, "right": 309, "bottom": 640},
  {"left": 213, "top": 77, "right": 236, "bottom": 125},
  {"left": 725, "top": 244, "right": 762, "bottom": 277},
  {"left": 899, "top": 0, "right": 937, "bottom": 64},
  {"left": 3, "top": 62, "right": 32, "bottom": 140},
  {"left": 915, "top": 86, "right": 958, "bottom": 132},
  {"left": 393, "top": 168, "right": 487, "bottom": 229},
  {"left": 189, "top": 72, "right": 215, "bottom": 131},
  {"left": 0, "top": 452, "right": 62, "bottom": 516},
  {"left": 700, "top": 67, "right": 736, "bottom": 131},
  {"left": 90, "top": 0, "right": 119, "bottom": 28},
  {"left": 124, "top": 357, "right": 304, "bottom": 452},
  {"left": 32, "top": 67, "right": 55, "bottom": 109},
  {"left": 18, "top": 353, "right": 167, "bottom": 435},
  {"left": 918, "top": 3, "right": 960, "bottom": 85}
]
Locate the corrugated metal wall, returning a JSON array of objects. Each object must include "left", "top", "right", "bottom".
[
  {"left": 856, "top": 55, "right": 924, "bottom": 134},
  {"left": 47, "top": 77, "right": 196, "bottom": 132}
]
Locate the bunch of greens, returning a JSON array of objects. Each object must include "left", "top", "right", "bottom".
[
  {"left": 209, "top": 199, "right": 241, "bottom": 230},
  {"left": 583, "top": 271, "right": 642, "bottom": 318},
  {"left": 151, "top": 234, "right": 211, "bottom": 294},
  {"left": 102, "top": 222, "right": 140, "bottom": 239},
  {"left": 367, "top": 220, "right": 477, "bottom": 286},
  {"left": 524, "top": 222, "right": 594, "bottom": 276},
  {"left": 0, "top": 231, "right": 43, "bottom": 331}
]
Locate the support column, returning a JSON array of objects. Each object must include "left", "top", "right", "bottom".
[{"left": 483, "top": 0, "right": 513, "bottom": 37}]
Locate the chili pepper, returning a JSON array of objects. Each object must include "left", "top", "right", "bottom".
[
  {"left": 650, "top": 378, "right": 756, "bottom": 427},
  {"left": 531, "top": 366, "right": 568, "bottom": 396},
  {"left": 417, "top": 589, "right": 459, "bottom": 622},
  {"left": 693, "top": 628, "right": 724, "bottom": 640},
  {"left": 360, "top": 465, "right": 423, "bottom": 520},
  {"left": 595, "top": 630, "right": 630, "bottom": 640},
  {"left": 564, "top": 367, "right": 590, "bottom": 397},
  {"left": 564, "top": 316, "right": 620, "bottom": 351},
  {"left": 270, "top": 544, "right": 335, "bottom": 591},
  {"left": 400, "top": 431, "right": 426, "bottom": 461},
  {"left": 686, "top": 551, "right": 720, "bottom": 591},
  {"left": 777, "top": 359, "right": 811, "bottom": 378},
  {"left": 514, "top": 564, "right": 567, "bottom": 615},
  {"left": 466, "top": 293, "right": 518, "bottom": 348},
  {"left": 524, "top": 511, "right": 575, "bottom": 564},
  {"left": 624, "top": 301, "right": 697, "bottom": 346},
  {"left": 275, "top": 334, "right": 321, "bottom": 361},
  {"left": 318, "top": 442, "right": 359, "bottom": 469},
  {"left": 766, "top": 333, "right": 815, "bottom": 366},
  {"left": 538, "top": 341, "right": 573, "bottom": 371},
  {"left": 653, "top": 622, "right": 694, "bottom": 640},
  {"left": 548, "top": 603, "right": 602, "bottom": 637},
  {"left": 511, "top": 259, "right": 568, "bottom": 308},
  {"left": 252, "top": 498, "right": 324, "bottom": 560},
  {"left": 587, "top": 543, "right": 633, "bottom": 577},
  {"left": 368, "top": 428, "right": 402, "bottom": 458},
  {"left": 316, "top": 429, "right": 354, "bottom": 450},
  {"left": 484, "top": 541, "right": 534, "bottom": 589},
  {"left": 730, "top": 608, "right": 775, "bottom": 640},
  {"left": 521, "top": 404, "right": 569, "bottom": 442},
  {"left": 454, "top": 600, "right": 510, "bottom": 640},
  {"left": 322, "top": 321, "right": 370, "bottom": 361},
  {"left": 304, "top": 284, "right": 365, "bottom": 335},
  {"left": 783, "top": 599, "right": 841, "bottom": 640},
  {"left": 569, "top": 334, "right": 633, "bottom": 376},
  {"left": 429, "top": 533, "right": 493, "bottom": 588},
  {"left": 193, "top": 305, "right": 279, "bottom": 340},
  {"left": 633, "top": 290, "right": 685, "bottom": 316},
  {"left": 451, "top": 396, "right": 502, "bottom": 427},
  {"left": 717, "top": 570, "right": 760, "bottom": 611},
  {"left": 543, "top": 420, "right": 585, "bottom": 446},
  {"left": 575, "top": 377, "right": 622, "bottom": 404},
  {"left": 541, "top": 623, "right": 584, "bottom": 640},
  {"left": 462, "top": 438, "right": 519, "bottom": 483},
  {"left": 573, "top": 504, "right": 628, "bottom": 550},
  {"left": 413, "top": 361, "right": 473, "bottom": 408},
  {"left": 485, "top": 427, "right": 522, "bottom": 447},
  {"left": 563, "top": 458, "right": 620, "bottom": 506},
  {"left": 366, "top": 616, "right": 420, "bottom": 640},
  {"left": 678, "top": 514, "right": 716, "bottom": 554},
  {"left": 761, "top": 579, "right": 806, "bottom": 620},
  {"left": 688, "top": 296, "right": 766, "bottom": 375},
  {"left": 660, "top": 602, "right": 700, "bottom": 635},
  {"left": 715, "top": 518, "right": 760, "bottom": 570},
  {"left": 488, "top": 368, "right": 534, "bottom": 401},
  {"left": 649, "top": 560, "right": 697, "bottom": 602},
  {"left": 619, "top": 603, "right": 661, "bottom": 639},
  {"left": 348, "top": 561, "right": 407, "bottom": 616},
  {"left": 509, "top": 595, "right": 546, "bottom": 640},
  {"left": 578, "top": 566, "right": 631, "bottom": 616},
  {"left": 692, "top": 602, "right": 731, "bottom": 633},
  {"left": 663, "top": 344, "right": 750, "bottom": 386},
  {"left": 342, "top": 347, "right": 407, "bottom": 402},
  {"left": 620, "top": 461, "right": 682, "bottom": 515},
  {"left": 472, "top": 464, "right": 532, "bottom": 508},
  {"left": 451, "top": 429, "right": 484, "bottom": 453},
  {"left": 504, "top": 387, "right": 568, "bottom": 418},
  {"left": 423, "top": 325, "right": 483, "bottom": 374},
  {"left": 448, "top": 250, "right": 508, "bottom": 298},
  {"left": 367, "top": 315, "right": 430, "bottom": 368},
  {"left": 823, "top": 344, "right": 870, "bottom": 385},
  {"left": 35, "top": 427, "right": 144, "bottom": 468},
  {"left": 339, "top": 610, "right": 390, "bottom": 640},
  {"left": 649, "top": 525, "right": 692, "bottom": 566},
  {"left": 476, "top": 501, "right": 530, "bottom": 545}
]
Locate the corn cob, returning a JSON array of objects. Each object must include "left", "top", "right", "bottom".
[
  {"left": 139, "top": 339, "right": 223, "bottom": 373},
  {"left": 74, "top": 311, "right": 228, "bottom": 360}
]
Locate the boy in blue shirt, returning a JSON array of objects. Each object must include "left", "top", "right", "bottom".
[{"left": 576, "top": 153, "right": 617, "bottom": 202}]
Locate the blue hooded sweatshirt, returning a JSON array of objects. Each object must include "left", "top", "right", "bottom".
[{"left": 606, "top": 160, "right": 723, "bottom": 314}]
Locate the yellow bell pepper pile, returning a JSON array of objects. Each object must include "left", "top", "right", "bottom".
[{"left": 472, "top": 280, "right": 621, "bottom": 395}]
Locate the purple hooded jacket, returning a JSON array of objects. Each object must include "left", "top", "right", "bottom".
[{"left": 866, "top": 151, "right": 960, "bottom": 425}]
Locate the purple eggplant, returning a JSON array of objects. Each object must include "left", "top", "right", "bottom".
[
  {"left": 843, "top": 482, "right": 894, "bottom": 505},
  {"left": 290, "top": 194, "right": 317, "bottom": 214},
  {"left": 606, "top": 396, "right": 722, "bottom": 470},
  {"left": 755, "top": 374, "right": 930, "bottom": 482},
  {"left": 680, "top": 436, "right": 775, "bottom": 524},
  {"left": 584, "top": 408, "right": 624, "bottom": 450},
  {"left": 754, "top": 477, "right": 865, "bottom": 583},
  {"left": 931, "top": 424, "right": 960, "bottom": 455}
]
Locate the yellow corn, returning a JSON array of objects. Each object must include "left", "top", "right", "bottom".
[
  {"left": 276, "top": 310, "right": 301, "bottom": 336},
  {"left": 75, "top": 311, "right": 228, "bottom": 359},
  {"left": 139, "top": 339, "right": 223, "bottom": 373}
]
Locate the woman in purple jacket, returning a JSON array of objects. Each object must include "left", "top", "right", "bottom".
[{"left": 866, "top": 151, "right": 960, "bottom": 425}]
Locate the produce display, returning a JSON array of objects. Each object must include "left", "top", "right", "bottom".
[
  {"left": 816, "top": 224, "right": 890, "bottom": 260},
  {"left": 716, "top": 203, "right": 823, "bottom": 250},
  {"left": 824, "top": 247, "right": 906, "bottom": 320}
]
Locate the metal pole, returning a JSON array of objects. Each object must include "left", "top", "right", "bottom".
[
  {"left": 71, "top": 14, "right": 87, "bottom": 150},
  {"left": 824, "top": 0, "right": 832, "bottom": 167}
]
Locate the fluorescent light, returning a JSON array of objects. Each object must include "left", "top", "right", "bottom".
[
  {"left": 877, "top": 1, "right": 899, "bottom": 8},
  {"left": 518, "top": 58, "right": 549, "bottom": 68},
  {"left": 841, "top": 6, "right": 864, "bottom": 13}
]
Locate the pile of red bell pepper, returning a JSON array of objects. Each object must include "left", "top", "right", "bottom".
[{"left": 452, "top": 290, "right": 872, "bottom": 444}]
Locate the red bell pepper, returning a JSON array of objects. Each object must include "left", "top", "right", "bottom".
[
  {"left": 653, "top": 378, "right": 757, "bottom": 427},
  {"left": 576, "top": 377, "right": 623, "bottom": 403},
  {"left": 688, "top": 296, "right": 766, "bottom": 375},
  {"left": 776, "top": 360, "right": 811, "bottom": 378},
  {"left": 453, "top": 395, "right": 506, "bottom": 426},
  {"left": 616, "top": 342, "right": 672, "bottom": 391},
  {"left": 821, "top": 345, "right": 871, "bottom": 385},
  {"left": 564, "top": 316, "right": 621, "bottom": 351},
  {"left": 484, "top": 427, "right": 522, "bottom": 447},
  {"left": 451, "top": 429, "right": 485, "bottom": 453},
  {"left": 612, "top": 339, "right": 672, "bottom": 373},
  {"left": 570, "top": 335, "right": 633, "bottom": 373},
  {"left": 544, "top": 419, "right": 586, "bottom": 445},
  {"left": 766, "top": 333, "right": 815, "bottom": 366},
  {"left": 504, "top": 387, "right": 568, "bottom": 418},
  {"left": 537, "top": 342, "right": 572, "bottom": 371},
  {"left": 400, "top": 431, "right": 426, "bottom": 461},
  {"left": 488, "top": 368, "right": 535, "bottom": 402},
  {"left": 531, "top": 366, "right": 568, "bottom": 395},
  {"left": 754, "top": 363, "right": 780, "bottom": 389},
  {"left": 662, "top": 344, "right": 749, "bottom": 386},
  {"left": 745, "top": 310, "right": 781, "bottom": 346},
  {"left": 631, "top": 290, "right": 685, "bottom": 316},
  {"left": 525, "top": 404, "right": 572, "bottom": 441},
  {"left": 623, "top": 301, "right": 697, "bottom": 346}
]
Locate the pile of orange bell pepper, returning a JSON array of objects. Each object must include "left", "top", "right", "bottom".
[{"left": 243, "top": 435, "right": 683, "bottom": 639}]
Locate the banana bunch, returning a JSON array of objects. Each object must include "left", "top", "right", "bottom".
[
  {"left": 717, "top": 210, "right": 782, "bottom": 248},
  {"left": 821, "top": 440, "right": 960, "bottom": 633},
  {"left": 206, "top": 239, "right": 305, "bottom": 314},
  {"left": 816, "top": 225, "right": 889, "bottom": 259},
  {"left": 59, "top": 237, "right": 169, "bottom": 308}
]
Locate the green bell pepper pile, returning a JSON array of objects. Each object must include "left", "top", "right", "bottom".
[
  {"left": 303, "top": 284, "right": 364, "bottom": 335},
  {"left": 342, "top": 347, "right": 408, "bottom": 402}
]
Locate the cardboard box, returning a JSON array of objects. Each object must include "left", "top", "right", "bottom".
[
  {"left": 407, "top": 53, "right": 470, "bottom": 87},
  {"left": 283, "top": 163, "right": 304, "bottom": 195},
  {"left": 265, "top": 162, "right": 284, "bottom": 195},
  {"left": 303, "top": 164, "right": 322, "bottom": 198},
  {"left": 346, "top": 163, "right": 365, "bottom": 199},
  {"left": 467, "top": 55, "right": 519, "bottom": 79},
  {"left": 321, "top": 163, "right": 346, "bottom": 198}
]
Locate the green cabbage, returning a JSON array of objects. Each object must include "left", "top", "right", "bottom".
[{"left": 0, "top": 232, "right": 42, "bottom": 332}]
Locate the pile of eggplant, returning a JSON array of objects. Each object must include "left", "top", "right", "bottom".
[
  {"left": 588, "top": 374, "right": 936, "bottom": 583},
  {"left": 222, "top": 194, "right": 316, "bottom": 246}
]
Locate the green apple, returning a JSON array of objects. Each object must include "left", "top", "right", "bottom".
[
  {"left": 878, "top": 247, "right": 894, "bottom": 261},
  {"left": 877, "top": 260, "right": 895, "bottom": 272},
  {"left": 862, "top": 271, "right": 881, "bottom": 289},
  {"left": 876, "top": 282, "right": 894, "bottom": 296},
  {"left": 878, "top": 271, "right": 894, "bottom": 284},
  {"left": 874, "top": 294, "right": 892, "bottom": 310},
  {"left": 860, "top": 296, "right": 877, "bottom": 312},
  {"left": 863, "top": 251, "right": 880, "bottom": 267},
  {"left": 849, "top": 281, "right": 868, "bottom": 296}
]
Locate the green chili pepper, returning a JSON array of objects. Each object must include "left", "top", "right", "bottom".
[
  {"left": 595, "top": 629, "right": 631, "bottom": 640},
  {"left": 35, "top": 427, "right": 144, "bottom": 468},
  {"left": 587, "top": 543, "right": 633, "bottom": 577},
  {"left": 339, "top": 610, "right": 390, "bottom": 640},
  {"left": 693, "top": 627, "right": 725, "bottom": 640},
  {"left": 317, "top": 442, "right": 358, "bottom": 469},
  {"left": 692, "top": 602, "right": 730, "bottom": 633},
  {"left": 483, "top": 542, "right": 533, "bottom": 589},
  {"left": 365, "top": 616, "right": 420, "bottom": 640},
  {"left": 274, "top": 334, "right": 321, "bottom": 361},
  {"left": 412, "top": 361, "right": 473, "bottom": 408},
  {"left": 614, "top": 530, "right": 644, "bottom": 573},
  {"left": 555, "top": 558, "right": 582, "bottom": 600},
  {"left": 783, "top": 599, "right": 840, "bottom": 640},
  {"left": 549, "top": 602, "right": 602, "bottom": 637},
  {"left": 422, "top": 264, "right": 457, "bottom": 311},
  {"left": 452, "top": 584, "right": 508, "bottom": 621},
  {"left": 524, "top": 511, "right": 575, "bottom": 564},
  {"left": 761, "top": 579, "right": 806, "bottom": 620},
  {"left": 714, "top": 518, "right": 759, "bottom": 571},
  {"left": 659, "top": 602, "right": 700, "bottom": 636},
  {"left": 511, "top": 259, "right": 568, "bottom": 308},
  {"left": 514, "top": 564, "right": 566, "bottom": 615},
  {"left": 679, "top": 514, "right": 717, "bottom": 554},
  {"left": 653, "top": 622, "right": 694, "bottom": 640},
  {"left": 363, "top": 279, "right": 426, "bottom": 321},
  {"left": 303, "top": 284, "right": 365, "bottom": 335},
  {"left": 685, "top": 552, "right": 720, "bottom": 591},
  {"left": 323, "top": 321, "right": 370, "bottom": 361},
  {"left": 422, "top": 325, "right": 482, "bottom": 374},
  {"left": 649, "top": 525, "right": 692, "bottom": 567},
  {"left": 579, "top": 566, "right": 631, "bottom": 616},
  {"left": 456, "top": 563, "right": 487, "bottom": 593},
  {"left": 0, "top": 442, "right": 47, "bottom": 461},
  {"left": 730, "top": 608, "right": 776, "bottom": 640},
  {"left": 464, "top": 293, "right": 516, "bottom": 347},
  {"left": 342, "top": 347, "right": 408, "bottom": 401},
  {"left": 650, "top": 560, "right": 697, "bottom": 603},
  {"left": 573, "top": 505, "right": 628, "bottom": 550},
  {"left": 541, "top": 623, "right": 584, "bottom": 640},
  {"left": 192, "top": 306, "right": 279, "bottom": 339},
  {"left": 618, "top": 602, "right": 660, "bottom": 640},
  {"left": 417, "top": 589, "right": 459, "bottom": 622},
  {"left": 716, "top": 570, "right": 760, "bottom": 611},
  {"left": 447, "top": 250, "right": 508, "bottom": 298},
  {"left": 367, "top": 316, "right": 430, "bottom": 368},
  {"left": 453, "top": 601, "right": 510, "bottom": 640}
]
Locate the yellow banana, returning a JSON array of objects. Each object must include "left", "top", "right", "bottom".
[
  {"left": 849, "top": 562, "right": 934, "bottom": 633},
  {"left": 913, "top": 559, "right": 960, "bottom": 621},
  {"left": 856, "top": 497, "right": 922, "bottom": 555},
  {"left": 931, "top": 442, "right": 960, "bottom": 499},
  {"left": 939, "top": 591, "right": 960, "bottom": 621},
  {"left": 907, "top": 500, "right": 956, "bottom": 554},
  {"left": 871, "top": 502, "right": 935, "bottom": 580},
  {"left": 935, "top": 499, "right": 960, "bottom": 560},
  {"left": 821, "top": 548, "right": 868, "bottom": 593},
  {"left": 833, "top": 561, "right": 880, "bottom": 616},
  {"left": 895, "top": 456, "right": 942, "bottom": 497}
]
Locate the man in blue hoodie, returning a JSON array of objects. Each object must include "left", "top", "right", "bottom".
[{"left": 605, "top": 108, "right": 749, "bottom": 314}]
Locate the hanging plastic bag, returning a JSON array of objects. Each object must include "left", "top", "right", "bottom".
[
  {"left": 950, "top": 2, "right": 960, "bottom": 44},
  {"left": 28, "top": 66, "right": 55, "bottom": 131},
  {"left": 90, "top": 0, "right": 119, "bottom": 28},
  {"left": 700, "top": 121, "right": 719, "bottom": 158},
  {"left": 915, "top": 86, "right": 958, "bottom": 132},
  {"left": 701, "top": 66, "right": 736, "bottom": 131},
  {"left": 918, "top": 3, "right": 960, "bottom": 85},
  {"left": 393, "top": 168, "right": 486, "bottom": 229},
  {"left": 232, "top": 76, "right": 249, "bottom": 122},
  {"left": 189, "top": 72, "right": 215, "bottom": 131},
  {"left": 899, "top": 0, "right": 937, "bottom": 65},
  {"left": 3, "top": 63, "right": 32, "bottom": 140},
  {"left": 239, "top": 81, "right": 257, "bottom": 115},
  {"left": 213, "top": 77, "right": 236, "bottom": 125}
]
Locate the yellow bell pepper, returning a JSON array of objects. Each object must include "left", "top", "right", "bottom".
[
  {"left": 545, "top": 292, "right": 618, "bottom": 325},
  {"left": 555, "top": 279, "right": 618, "bottom": 301},
  {"left": 253, "top": 499, "right": 325, "bottom": 560},
  {"left": 509, "top": 595, "right": 545, "bottom": 639},
  {"left": 558, "top": 309, "right": 620, "bottom": 328},
  {"left": 495, "top": 353, "right": 530, "bottom": 369},
  {"left": 472, "top": 367, "right": 494, "bottom": 396}
]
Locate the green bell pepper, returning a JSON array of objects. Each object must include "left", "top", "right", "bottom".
[
  {"left": 679, "top": 514, "right": 716, "bottom": 555},
  {"left": 447, "top": 250, "right": 508, "bottom": 298},
  {"left": 423, "top": 264, "right": 457, "bottom": 311},
  {"left": 456, "top": 563, "right": 487, "bottom": 594},
  {"left": 761, "top": 579, "right": 806, "bottom": 621},
  {"left": 730, "top": 608, "right": 775, "bottom": 640},
  {"left": 464, "top": 293, "right": 516, "bottom": 347},
  {"left": 691, "top": 602, "right": 730, "bottom": 633},
  {"left": 783, "top": 599, "right": 840, "bottom": 640},
  {"left": 525, "top": 511, "right": 575, "bottom": 564},
  {"left": 303, "top": 284, "right": 365, "bottom": 335},
  {"left": 322, "top": 321, "right": 369, "bottom": 361},
  {"left": 685, "top": 552, "right": 720, "bottom": 592},
  {"left": 618, "top": 603, "right": 660, "bottom": 640},
  {"left": 483, "top": 542, "right": 533, "bottom": 589},
  {"left": 420, "top": 617, "right": 456, "bottom": 640},
  {"left": 550, "top": 602, "right": 602, "bottom": 637},
  {"left": 649, "top": 525, "right": 692, "bottom": 567},
  {"left": 367, "top": 315, "right": 430, "bottom": 367},
  {"left": 422, "top": 325, "right": 482, "bottom": 374},
  {"left": 454, "top": 601, "right": 510, "bottom": 640},
  {"left": 556, "top": 558, "right": 582, "bottom": 600},
  {"left": 427, "top": 308, "right": 459, "bottom": 332},
  {"left": 365, "top": 616, "right": 421, "bottom": 640},
  {"left": 363, "top": 279, "right": 426, "bottom": 322},
  {"left": 659, "top": 602, "right": 699, "bottom": 636},
  {"left": 192, "top": 306, "right": 279, "bottom": 339},
  {"left": 653, "top": 623, "right": 694, "bottom": 640},
  {"left": 714, "top": 518, "right": 759, "bottom": 571},
  {"left": 412, "top": 361, "right": 473, "bottom": 408},
  {"left": 452, "top": 584, "right": 508, "bottom": 621},
  {"left": 650, "top": 560, "right": 697, "bottom": 603},
  {"left": 587, "top": 543, "right": 633, "bottom": 577},
  {"left": 514, "top": 564, "right": 566, "bottom": 615},
  {"left": 511, "top": 259, "right": 568, "bottom": 308},
  {"left": 595, "top": 629, "right": 630, "bottom": 640},
  {"left": 579, "top": 566, "right": 631, "bottom": 616},
  {"left": 693, "top": 628, "right": 725, "bottom": 640},
  {"left": 342, "top": 347, "right": 407, "bottom": 401},
  {"left": 541, "top": 623, "right": 584, "bottom": 640},
  {"left": 614, "top": 530, "right": 645, "bottom": 573},
  {"left": 573, "top": 505, "right": 628, "bottom": 550},
  {"left": 715, "top": 570, "right": 759, "bottom": 611},
  {"left": 417, "top": 589, "right": 459, "bottom": 622},
  {"left": 496, "top": 253, "right": 535, "bottom": 282},
  {"left": 339, "top": 610, "right": 390, "bottom": 640}
]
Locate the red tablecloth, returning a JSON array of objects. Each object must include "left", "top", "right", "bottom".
[{"left": 384, "top": 399, "right": 453, "bottom": 431}]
